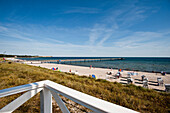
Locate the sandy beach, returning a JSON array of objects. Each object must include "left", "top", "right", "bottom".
[{"left": 22, "top": 61, "right": 170, "bottom": 91}]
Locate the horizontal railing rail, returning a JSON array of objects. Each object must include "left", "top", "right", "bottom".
[
  {"left": 0, "top": 80, "right": 138, "bottom": 113},
  {"left": 0, "top": 80, "right": 45, "bottom": 98}
]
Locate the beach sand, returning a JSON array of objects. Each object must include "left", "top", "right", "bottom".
[{"left": 23, "top": 61, "right": 170, "bottom": 91}]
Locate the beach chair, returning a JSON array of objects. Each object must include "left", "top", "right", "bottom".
[
  {"left": 143, "top": 80, "right": 148, "bottom": 88},
  {"left": 143, "top": 78, "right": 148, "bottom": 82},
  {"left": 107, "top": 72, "right": 112, "bottom": 75},
  {"left": 117, "top": 71, "right": 122, "bottom": 77},
  {"left": 157, "top": 77, "right": 164, "bottom": 86},
  {"left": 133, "top": 72, "right": 138, "bottom": 76},
  {"left": 165, "top": 84, "right": 170, "bottom": 92},
  {"left": 159, "top": 79, "right": 164, "bottom": 86},
  {"left": 116, "top": 73, "right": 120, "bottom": 78},
  {"left": 157, "top": 77, "right": 161, "bottom": 81},
  {"left": 127, "top": 78, "right": 133, "bottom": 84}
]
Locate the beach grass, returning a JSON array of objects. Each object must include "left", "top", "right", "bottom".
[{"left": 0, "top": 61, "right": 170, "bottom": 113}]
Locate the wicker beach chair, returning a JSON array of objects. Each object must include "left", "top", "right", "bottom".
[
  {"left": 127, "top": 78, "right": 133, "bottom": 84},
  {"left": 143, "top": 80, "right": 148, "bottom": 88},
  {"left": 157, "top": 77, "right": 161, "bottom": 81},
  {"left": 159, "top": 80, "right": 164, "bottom": 86},
  {"left": 116, "top": 73, "right": 120, "bottom": 78},
  {"left": 107, "top": 72, "right": 112, "bottom": 75},
  {"left": 157, "top": 77, "right": 164, "bottom": 86},
  {"left": 143, "top": 78, "right": 148, "bottom": 82}
]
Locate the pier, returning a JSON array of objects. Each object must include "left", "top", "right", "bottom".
[{"left": 25, "top": 58, "right": 123, "bottom": 64}]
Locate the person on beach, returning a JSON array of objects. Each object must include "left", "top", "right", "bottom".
[{"left": 90, "top": 65, "right": 92, "bottom": 69}]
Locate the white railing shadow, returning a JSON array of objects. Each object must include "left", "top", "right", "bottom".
[{"left": 0, "top": 80, "right": 138, "bottom": 113}]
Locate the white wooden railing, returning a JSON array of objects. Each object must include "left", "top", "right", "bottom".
[{"left": 0, "top": 80, "right": 138, "bottom": 113}]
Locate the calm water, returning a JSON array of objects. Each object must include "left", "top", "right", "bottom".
[{"left": 19, "top": 57, "right": 170, "bottom": 73}]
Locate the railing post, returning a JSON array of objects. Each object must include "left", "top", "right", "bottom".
[
  {"left": 40, "top": 90, "right": 44, "bottom": 113},
  {"left": 40, "top": 88, "right": 52, "bottom": 113}
]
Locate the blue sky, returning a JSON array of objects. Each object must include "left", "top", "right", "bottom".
[{"left": 0, "top": 0, "right": 170, "bottom": 57}]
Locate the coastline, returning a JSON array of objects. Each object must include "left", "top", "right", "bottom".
[
  {"left": 2, "top": 58, "right": 170, "bottom": 113},
  {"left": 6, "top": 58, "right": 170, "bottom": 91},
  {"left": 23, "top": 61, "right": 170, "bottom": 91}
]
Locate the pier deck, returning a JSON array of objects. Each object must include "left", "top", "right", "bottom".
[{"left": 28, "top": 58, "right": 123, "bottom": 63}]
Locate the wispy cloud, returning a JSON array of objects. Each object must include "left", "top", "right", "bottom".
[
  {"left": 87, "top": 0, "right": 160, "bottom": 48},
  {"left": 0, "top": 25, "right": 34, "bottom": 41},
  {"left": 0, "top": 24, "right": 90, "bottom": 45},
  {"left": 112, "top": 31, "right": 170, "bottom": 48},
  {"left": 0, "top": 26, "right": 8, "bottom": 31},
  {"left": 88, "top": 23, "right": 115, "bottom": 46},
  {"left": 97, "top": 33, "right": 112, "bottom": 46},
  {"left": 89, "top": 28, "right": 99, "bottom": 45},
  {"left": 0, "top": 24, "right": 92, "bottom": 56}
]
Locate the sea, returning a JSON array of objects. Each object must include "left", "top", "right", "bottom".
[{"left": 19, "top": 57, "right": 170, "bottom": 74}]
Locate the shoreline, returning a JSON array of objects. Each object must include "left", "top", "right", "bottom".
[
  {"left": 6, "top": 58, "right": 170, "bottom": 91},
  {"left": 26, "top": 62, "right": 170, "bottom": 91}
]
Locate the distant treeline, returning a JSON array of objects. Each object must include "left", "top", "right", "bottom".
[{"left": 0, "top": 54, "right": 39, "bottom": 58}]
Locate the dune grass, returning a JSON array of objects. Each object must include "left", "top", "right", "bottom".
[{"left": 0, "top": 61, "right": 170, "bottom": 113}]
